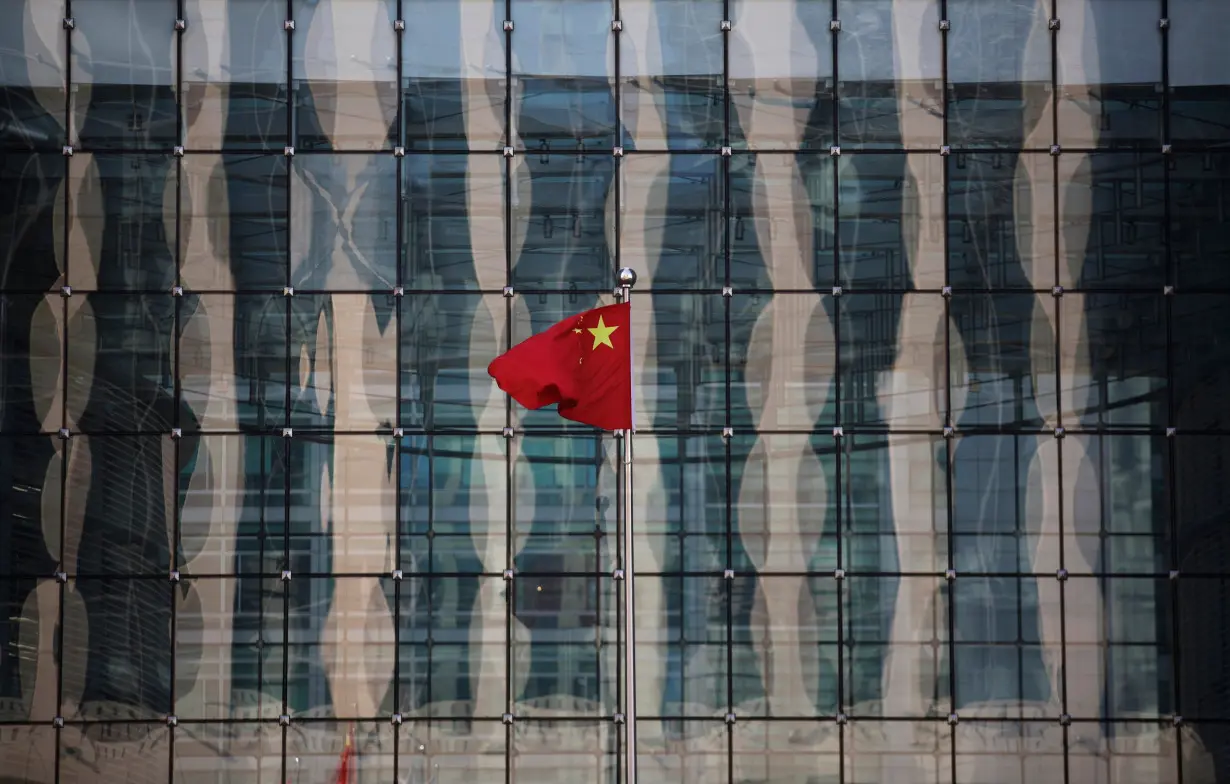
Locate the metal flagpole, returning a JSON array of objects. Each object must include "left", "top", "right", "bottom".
[{"left": 617, "top": 267, "right": 638, "bottom": 784}]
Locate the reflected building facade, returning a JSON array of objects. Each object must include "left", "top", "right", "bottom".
[{"left": 0, "top": 0, "right": 1228, "bottom": 782}]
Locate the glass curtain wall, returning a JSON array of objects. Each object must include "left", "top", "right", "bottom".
[{"left": 0, "top": 0, "right": 1228, "bottom": 782}]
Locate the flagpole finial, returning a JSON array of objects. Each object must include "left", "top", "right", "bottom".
[{"left": 617, "top": 267, "right": 638, "bottom": 288}]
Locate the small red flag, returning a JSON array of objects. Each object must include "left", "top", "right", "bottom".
[
  {"left": 488, "top": 302, "right": 633, "bottom": 430},
  {"left": 335, "top": 725, "right": 355, "bottom": 784}
]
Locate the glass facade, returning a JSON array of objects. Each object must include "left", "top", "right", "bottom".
[{"left": 0, "top": 0, "right": 1229, "bottom": 782}]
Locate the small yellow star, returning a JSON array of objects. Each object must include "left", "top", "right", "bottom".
[
  {"left": 587, "top": 315, "right": 618, "bottom": 350},
  {"left": 573, "top": 328, "right": 582, "bottom": 334}
]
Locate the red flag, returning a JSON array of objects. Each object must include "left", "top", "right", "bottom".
[
  {"left": 335, "top": 724, "right": 355, "bottom": 784},
  {"left": 488, "top": 302, "right": 633, "bottom": 430}
]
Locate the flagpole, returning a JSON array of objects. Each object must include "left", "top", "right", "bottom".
[{"left": 617, "top": 267, "right": 638, "bottom": 784}]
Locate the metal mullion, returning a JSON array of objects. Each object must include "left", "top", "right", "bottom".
[
  {"left": 935, "top": 0, "right": 956, "bottom": 773},
  {"left": 503, "top": 0, "right": 515, "bottom": 780},
  {"left": 392, "top": 2, "right": 406, "bottom": 779},
  {"left": 1162, "top": 0, "right": 1181, "bottom": 753}
]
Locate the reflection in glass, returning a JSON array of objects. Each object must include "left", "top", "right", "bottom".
[
  {"left": 513, "top": 0, "right": 616, "bottom": 149},
  {"left": 71, "top": 0, "right": 177, "bottom": 149},
  {"left": 403, "top": 0, "right": 505, "bottom": 150},
  {"left": 946, "top": 0, "right": 1049, "bottom": 149},
  {"left": 292, "top": 0, "right": 398, "bottom": 151},
  {"left": 0, "top": 0, "right": 66, "bottom": 148},
  {"left": 183, "top": 0, "right": 288, "bottom": 150},
  {"left": 619, "top": 0, "right": 723, "bottom": 151}
]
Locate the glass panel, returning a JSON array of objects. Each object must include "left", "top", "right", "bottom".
[
  {"left": 952, "top": 719, "right": 1065, "bottom": 784},
  {"left": 842, "top": 154, "right": 946, "bottom": 289},
  {"left": 727, "top": 574, "right": 834, "bottom": 717},
  {"left": 400, "top": 434, "right": 507, "bottom": 574},
  {"left": 949, "top": 294, "right": 1055, "bottom": 428},
  {"left": 183, "top": 0, "right": 289, "bottom": 150},
  {"left": 66, "top": 435, "right": 176, "bottom": 577},
  {"left": 946, "top": 0, "right": 1050, "bottom": 149},
  {"left": 0, "top": 153, "right": 64, "bottom": 290},
  {"left": 732, "top": 720, "right": 844, "bottom": 781},
  {"left": 844, "top": 719, "right": 951, "bottom": 784},
  {"left": 285, "top": 721, "right": 396, "bottom": 778},
  {"left": 951, "top": 434, "right": 1059, "bottom": 574},
  {"left": 285, "top": 577, "right": 396, "bottom": 717},
  {"left": 845, "top": 576, "right": 949, "bottom": 718},
  {"left": 1063, "top": 294, "right": 1166, "bottom": 429},
  {"left": 634, "top": 575, "right": 728, "bottom": 719},
  {"left": 512, "top": 0, "right": 617, "bottom": 150},
  {"left": 288, "top": 293, "right": 397, "bottom": 430},
  {"left": 1172, "top": 295, "right": 1230, "bottom": 432},
  {"left": 950, "top": 572, "right": 1060, "bottom": 712},
  {"left": 58, "top": 723, "right": 169, "bottom": 783},
  {"left": 1068, "top": 722, "right": 1184, "bottom": 784},
  {"left": 174, "top": 576, "right": 282, "bottom": 719},
  {"left": 0, "top": 437, "right": 61, "bottom": 577},
  {"left": 1168, "top": 0, "right": 1230, "bottom": 148},
  {"left": 397, "top": 576, "right": 507, "bottom": 718},
  {"left": 1171, "top": 154, "right": 1230, "bottom": 290},
  {"left": 0, "top": 579, "right": 60, "bottom": 721},
  {"left": 0, "top": 0, "right": 67, "bottom": 148},
  {"left": 171, "top": 722, "right": 281, "bottom": 784},
  {"left": 633, "top": 435, "right": 728, "bottom": 574},
  {"left": 67, "top": 153, "right": 177, "bottom": 291},
  {"left": 0, "top": 293, "right": 63, "bottom": 434},
  {"left": 1064, "top": 435, "right": 1170, "bottom": 576},
  {"left": 729, "top": 293, "right": 836, "bottom": 430},
  {"left": 1175, "top": 438, "right": 1230, "bottom": 577},
  {"left": 619, "top": 0, "right": 724, "bottom": 151},
  {"left": 289, "top": 155, "right": 396, "bottom": 290},
  {"left": 949, "top": 153, "right": 1056, "bottom": 290},
  {"left": 180, "top": 153, "right": 289, "bottom": 292},
  {"left": 1177, "top": 578, "right": 1230, "bottom": 719},
  {"left": 844, "top": 433, "right": 947, "bottom": 574},
  {"left": 731, "top": 432, "right": 835, "bottom": 572},
  {"left": 70, "top": 0, "right": 177, "bottom": 149},
  {"left": 286, "top": 436, "right": 398, "bottom": 577},
  {"left": 399, "top": 719, "right": 507, "bottom": 782},
  {"left": 292, "top": 0, "right": 398, "bottom": 151},
  {"left": 401, "top": 293, "right": 505, "bottom": 431},
  {"left": 730, "top": 152, "right": 834, "bottom": 290},
  {"left": 62, "top": 578, "right": 174, "bottom": 718},
  {"left": 729, "top": 0, "right": 832, "bottom": 150},
  {"left": 842, "top": 293, "right": 945, "bottom": 428},
  {"left": 636, "top": 721, "right": 726, "bottom": 784},
  {"left": 511, "top": 577, "right": 618, "bottom": 715},
  {"left": 513, "top": 435, "right": 617, "bottom": 573},
  {"left": 65, "top": 297, "right": 179, "bottom": 429},
  {"left": 634, "top": 293, "right": 726, "bottom": 430},
  {"left": 0, "top": 726, "right": 56, "bottom": 781},
  {"left": 510, "top": 153, "right": 615, "bottom": 291},
  {"left": 403, "top": 0, "right": 506, "bottom": 151},
  {"left": 1064, "top": 153, "right": 1165, "bottom": 289},
  {"left": 403, "top": 153, "right": 506, "bottom": 290},
  {"left": 838, "top": 0, "right": 943, "bottom": 149},
  {"left": 179, "top": 435, "right": 286, "bottom": 576},
  {"left": 616, "top": 154, "right": 723, "bottom": 289},
  {"left": 512, "top": 720, "right": 617, "bottom": 783},
  {"left": 1065, "top": 577, "right": 1172, "bottom": 720},
  {"left": 1056, "top": 0, "right": 1160, "bottom": 149},
  {"left": 180, "top": 294, "right": 289, "bottom": 430}
]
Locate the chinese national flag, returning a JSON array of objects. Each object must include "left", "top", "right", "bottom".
[
  {"left": 334, "top": 725, "right": 355, "bottom": 784},
  {"left": 488, "top": 302, "right": 633, "bottom": 430}
]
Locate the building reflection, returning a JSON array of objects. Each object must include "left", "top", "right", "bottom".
[{"left": 0, "top": 0, "right": 1227, "bottom": 782}]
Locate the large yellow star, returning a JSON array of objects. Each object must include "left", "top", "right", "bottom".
[{"left": 587, "top": 315, "right": 619, "bottom": 350}]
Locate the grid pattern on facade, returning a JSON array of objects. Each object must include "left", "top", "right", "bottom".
[{"left": 0, "top": 0, "right": 1229, "bottom": 782}]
